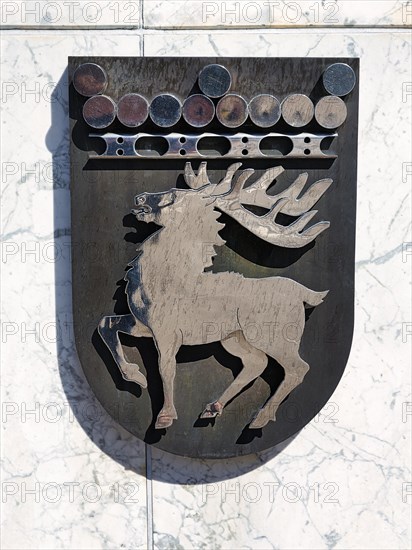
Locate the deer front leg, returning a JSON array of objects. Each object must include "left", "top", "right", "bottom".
[
  {"left": 98, "top": 314, "right": 151, "bottom": 388},
  {"left": 153, "top": 332, "right": 182, "bottom": 429}
]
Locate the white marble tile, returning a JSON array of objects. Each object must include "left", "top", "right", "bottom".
[
  {"left": 1, "top": 26, "right": 411, "bottom": 550},
  {"left": 151, "top": 407, "right": 411, "bottom": 548},
  {"left": 143, "top": 0, "right": 410, "bottom": 29},
  {"left": 145, "top": 30, "right": 412, "bottom": 549},
  {"left": 1, "top": 1, "right": 141, "bottom": 28},
  {"left": 1, "top": 32, "right": 148, "bottom": 550}
]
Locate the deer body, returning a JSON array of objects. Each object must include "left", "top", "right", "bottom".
[{"left": 99, "top": 164, "right": 330, "bottom": 430}]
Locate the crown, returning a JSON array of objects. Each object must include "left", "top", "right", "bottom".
[{"left": 72, "top": 61, "right": 356, "bottom": 160}]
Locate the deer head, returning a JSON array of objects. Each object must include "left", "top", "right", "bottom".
[
  {"left": 133, "top": 188, "right": 202, "bottom": 225},
  {"left": 183, "top": 162, "right": 332, "bottom": 248}
]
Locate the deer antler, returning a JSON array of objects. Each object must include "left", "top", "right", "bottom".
[
  {"left": 184, "top": 162, "right": 332, "bottom": 248},
  {"left": 239, "top": 168, "right": 333, "bottom": 217}
]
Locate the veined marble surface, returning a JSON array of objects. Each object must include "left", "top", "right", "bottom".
[
  {"left": 1, "top": 1, "right": 409, "bottom": 29},
  {"left": 1, "top": 25, "right": 411, "bottom": 550},
  {"left": 1, "top": 32, "right": 148, "bottom": 550},
  {"left": 145, "top": 29, "right": 412, "bottom": 550}
]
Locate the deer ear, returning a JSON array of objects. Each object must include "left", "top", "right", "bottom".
[{"left": 184, "top": 162, "right": 210, "bottom": 189}]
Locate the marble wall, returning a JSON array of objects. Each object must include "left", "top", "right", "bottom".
[{"left": 1, "top": 2, "right": 411, "bottom": 549}]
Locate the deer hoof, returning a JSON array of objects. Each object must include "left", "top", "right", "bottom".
[
  {"left": 200, "top": 401, "right": 223, "bottom": 419},
  {"left": 249, "top": 410, "right": 274, "bottom": 429},
  {"left": 155, "top": 414, "right": 176, "bottom": 429},
  {"left": 123, "top": 365, "right": 148, "bottom": 388}
]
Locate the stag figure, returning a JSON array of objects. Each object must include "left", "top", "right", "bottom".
[{"left": 98, "top": 163, "right": 331, "bottom": 429}]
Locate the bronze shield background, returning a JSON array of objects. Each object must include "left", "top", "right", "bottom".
[{"left": 69, "top": 57, "right": 358, "bottom": 458}]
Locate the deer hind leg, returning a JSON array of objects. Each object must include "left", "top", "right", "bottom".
[
  {"left": 98, "top": 314, "right": 151, "bottom": 388},
  {"left": 152, "top": 332, "right": 182, "bottom": 429},
  {"left": 249, "top": 355, "right": 309, "bottom": 429},
  {"left": 200, "top": 331, "right": 268, "bottom": 419}
]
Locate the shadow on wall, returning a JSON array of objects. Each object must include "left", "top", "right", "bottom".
[{"left": 46, "top": 69, "right": 298, "bottom": 484}]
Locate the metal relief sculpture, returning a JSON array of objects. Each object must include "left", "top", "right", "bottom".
[
  {"left": 98, "top": 164, "right": 331, "bottom": 430},
  {"left": 70, "top": 57, "right": 358, "bottom": 459}
]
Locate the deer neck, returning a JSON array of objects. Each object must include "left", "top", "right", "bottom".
[{"left": 139, "top": 211, "right": 225, "bottom": 278}]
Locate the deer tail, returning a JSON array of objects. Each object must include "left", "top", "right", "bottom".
[{"left": 303, "top": 289, "right": 329, "bottom": 307}]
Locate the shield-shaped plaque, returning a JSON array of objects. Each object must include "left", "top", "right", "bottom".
[{"left": 69, "top": 57, "right": 358, "bottom": 458}]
